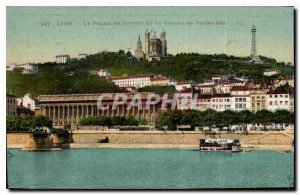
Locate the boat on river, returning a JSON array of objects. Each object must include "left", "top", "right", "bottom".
[{"left": 199, "top": 138, "right": 241, "bottom": 152}]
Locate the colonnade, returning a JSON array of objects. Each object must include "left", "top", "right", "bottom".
[{"left": 40, "top": 103, "right": 160, "bottom": 126}]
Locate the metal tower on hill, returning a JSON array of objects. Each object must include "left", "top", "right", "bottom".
[{"left": 251, "top": 25, "right": 257, "bottom": 58}]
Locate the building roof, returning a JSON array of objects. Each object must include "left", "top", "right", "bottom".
[
  {"left": 56, "top": 55, "right": 70, "bottom": 58},
  {"left": 25, "top": 94, "right": 38, "bottom": 101},
  {"left": 267, "top": 91, "right": 290, "bottom": 95},
  {"left": 110, "top": 74, "right": 153, "bottom": 80},
  {"left": 178, "top": 88, "right": 193, "bottom": 93},
  {"left": 197, "top": 94, "right": 212, "bottom": 99},
  {"left": 231, "top": 86, "right": 250, "bottom": 91},
  {"left": 210, "top": 93, "right": 232, "bottom": 98},
  {"left": 151, "top": 77, "right": 169, "bottom": 81},
  {"left": 6, "top": 94, "right": 17, "bottom": 98},
  {"left": 176, "top": 82, "right": 191, "bottom": 85},
  {"left": 200, "top": 85, "right": 215, "bottom": 88}
]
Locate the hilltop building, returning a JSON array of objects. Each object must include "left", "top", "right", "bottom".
[
  {"left": 78, "top": 53, "right": 87, "bottom": 59},
  {"left": 134, "top": 36, "right": 144, "bottom": 60},
  {"left": 56, "top": 55, "right": 70, "bottom": 64},
  {"left": 134, "top": 29, "right": 167, "bottom": 61},
  {"left": 6, "top": 63, "right": 38, "bottom": 75},
  {"left": 263, "top": 69, "right": 279, "bottom": 76},
  {"left": 109, "top": 74, "right": 153, "bottom": 89}
]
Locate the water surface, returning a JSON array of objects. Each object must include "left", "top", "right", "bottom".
[{"left": 7, "top": 148, "right": 294, "bottom": 189}]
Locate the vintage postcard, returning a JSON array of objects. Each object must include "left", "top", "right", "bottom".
[{"left": 6, "top": 6, "right": 294, "bottom": 189}]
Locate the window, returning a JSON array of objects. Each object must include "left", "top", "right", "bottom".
[
  {"left": 275, "top": 95, "right": 278, "bottom": 98},
  {"left": 252, "top": 103, "right": 255, "bottom": 107},
  {"left": 275, "top": 101, "right": 278, "bottom": 105},
  {"left": 280, "top": 101, "right": 283, "bottom": 105},
  {"left": 235, "top": 98, "right": 238, "bottom": 102},
  {"left": 280, "top": 95, "right": 283, "bottom": 98},
  {"left": 285, "top": 101, "right": 288, "bottom": 105},
  {"left": 269, "top": 101, "right": 273, "bottom": 105},
  {"left": 285, "top": 95, "right": 288, "bottom": 98},
  {"left": 243, "top": 98, "right": 246, "bottom": 102},
  {"left": 269, "top": 95, "right": 272, "bottom": 98},
  {"left": 262, "top": 96, "right": 265, "bottom": 99}
]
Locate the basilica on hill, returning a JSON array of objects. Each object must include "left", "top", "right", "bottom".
[{"left": 134, "top": 29, "right": 167, "bottom": 61}]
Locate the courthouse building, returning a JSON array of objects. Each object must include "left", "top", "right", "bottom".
[{"left": 37, "top": 93, "right": 168, "bottom": 127}]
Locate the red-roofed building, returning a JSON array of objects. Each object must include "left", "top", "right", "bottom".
[{"left": 109, "top": 74, "right": 153, "bottom": 88}]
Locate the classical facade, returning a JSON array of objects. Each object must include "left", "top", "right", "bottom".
[{"left": 37, "top": 93, "right": 166, "bottom": 127}]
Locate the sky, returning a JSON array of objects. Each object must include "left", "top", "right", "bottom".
[{"left": 6, "top": 6, "right": 294, "bottom": 65}]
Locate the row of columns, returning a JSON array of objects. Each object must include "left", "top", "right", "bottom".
[{"left": 41, "top": 104, "right": 159, "bottom": 126}]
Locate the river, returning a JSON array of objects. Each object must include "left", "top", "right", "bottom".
[{"left": 7, "top": 148, "right": 294, "bottom": 189}]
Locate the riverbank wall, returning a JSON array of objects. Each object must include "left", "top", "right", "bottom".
[{"left": 7, "top": 131, "right": 294, "bottom": 151}]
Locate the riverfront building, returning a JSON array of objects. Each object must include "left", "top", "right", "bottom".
[
  {"left": 230, "top": 86, "right": 251, "bottom": 111},
  {"left": 250, "top": 89, "right": 267, "bottom": 112},
  {"left": 267, "top": 92, "right": 290, "bottom": 112},
  {"left": 37, "top": 93, "right": 167, "bottom": 127}
]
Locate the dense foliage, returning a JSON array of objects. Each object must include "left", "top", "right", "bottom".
[
  {"left": 7, "top": 51, "right": 293, "bottom": 96},
  {"left": 155, "top": 109, "right": 294, "bottom": 131},
  {"left": 79, "top": 116, "right": 141, "bottom": 127},
  {"left": 6, "top": 116, "right": 52, "bottom": 132}
]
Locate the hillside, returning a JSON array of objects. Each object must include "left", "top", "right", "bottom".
[{"left": 6, "top": 50, "right": 294, "bottom": 97}]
